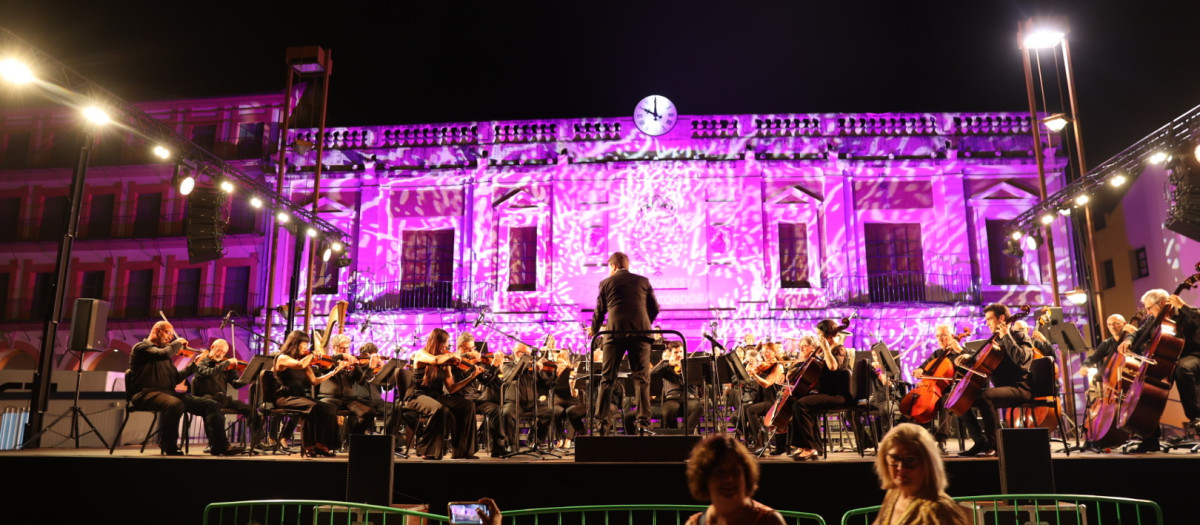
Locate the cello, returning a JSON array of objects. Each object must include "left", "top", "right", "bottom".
[
  {"left": 1117, "top": 272, "right": 1200, "bottom": 437},
  {"left": 899, "top": 327, "right": 970, "bottom": 424},
  {"left": 1000, "top": 309, "right": 1063, "bottom": 430},
  {"left": 763, "top": 317, "right": 850, "bottom": 434},
  {"left": 944, "top": 305, "right": 1032, "bottom": 416}
]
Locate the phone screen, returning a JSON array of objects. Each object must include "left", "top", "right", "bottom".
[{"left": 448, "top": 503, "right": 485, "bottom": 525}]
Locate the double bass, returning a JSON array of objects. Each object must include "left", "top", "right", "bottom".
[
  {"left": 1117, "top": 272, "right": 1200, "bottom": 436},
  {"left": 944, "top": 305, "right": 1032, "bottom": 416},
  {"left": 899, "top": 327, "right": 970, "bottom": 424},
  {"left": 763, "top": 317, "right": 850, "bottom": 433},
  {"left": 1000, "top": 308, "right": 1062, "bottom": 430}
]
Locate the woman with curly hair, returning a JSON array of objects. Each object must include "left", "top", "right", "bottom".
[{"left": 684, "top": 435, "right": 785, "bottom": 525}]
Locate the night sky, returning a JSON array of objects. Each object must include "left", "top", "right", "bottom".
[{"left": 3, "top": 0, "right": 1199, "bottom": 168}]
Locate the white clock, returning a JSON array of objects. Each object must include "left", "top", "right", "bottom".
[{"left": 633, "top": 95, "right": 678, "bottom": 136}]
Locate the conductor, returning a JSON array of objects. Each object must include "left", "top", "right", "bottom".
[{"left": 587, "top": 252, "right": 660, "bottom": 435}]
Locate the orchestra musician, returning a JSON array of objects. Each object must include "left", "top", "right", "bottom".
[
  {"left": 438, "top": 332, "right": 485, "bottom": 459},
  {"left": 354, "top": 343, "right": 391, "bottom": 422},
  {"left": 1079, "top": 314, "right": 1129, "bottom": 382},
  {"left": 547, "top": 349, "right": 587, "bottom": 444},
  {"left": 1117, "top": 290, "right": 1200, "bottom": 452},
  {"left": 272, "top": 330, "right": 343, "bottom": 457},
  {"left": 465, "top": 343, "right": 506, "bottom": 457},
  {"left": 500, "top": 343, "right": 553, "bottom": 451},
  {"left": 127, "top": 321, "right": 243, "bottom": 456},
  {"left": 741, "top": 342, "right": 786, "bottom": 454},
  {"left": 318, "top": 334, "right": 377, "bottom": 439},
  {"left": 406, "top": 328, "right": 481, "bottom": 460},
  {"left": 587, "top": 251, "right": 660, "bottom": 436},
  {"left": 1012, "top": 320, "right": 1054, "bottom": 361},
  {"left": 790, "top": 320, "right": 851, "bottom": 461},
  {"left": 651, "top": 341, "right": 701, "bottom": 431},
  {"left": 913, "top": 325, "right": 964, "bottom": 383},
  {"left": 955, "top": 304, "right": 1034, "bottom": 457},
  {"left": 193, "top": 338, "right": 263, "bottom": 449}
]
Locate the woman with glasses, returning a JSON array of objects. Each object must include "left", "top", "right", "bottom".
[
  {"left": 871, "top": 423, "right": 970, "bottom": 525},
  {"left": 684, "top": 435, "right": 785, "bottom": 525}
]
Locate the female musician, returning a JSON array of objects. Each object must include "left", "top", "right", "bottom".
[
  {"left": 871, "top": 424, "right": 970, "bottom": 525},
  {"left": 741, "top": 342, "right": 786, "bottom": 454},
  {"left": 548, "top": 349, "right": 587, "bottom": 445},
  {"left": 408, "top": 328, "right": 480, "bottom": 460},
  {"left": 272, "top": 330, "right": 344, "bottom": 457},
  {"left": 789, "top": 319, "right": 851, "bottom": 460},
  {"left": 684, "top": 435, "right": 786, "bottom": 525}
]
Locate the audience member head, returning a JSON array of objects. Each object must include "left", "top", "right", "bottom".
[
  {"left": 686, "top": 435, "right": 760, "bottom": 504},
  {"left": 873, "top": 423, "right": 947, "bottom": 499}
]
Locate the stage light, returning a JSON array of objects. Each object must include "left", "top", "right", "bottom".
[
  {"left": 322, "top": 248, "right": 332, "bottom": 262},
  {"left": 1040, "top": 214, "right": 1054, "bottom": 225},
  {"left": 1194, "top": 144, "right": 1200, "bottom": 163},
  {"left": 1149, "top": 151, "right": 1168, "bottom": 164},
  {"left": 1010, "top": 231, "right": 1023, "bottom": 241},
  {"left": 1065, "top": 288, "right": 1088, "bottom": 305},
  {"left": 178, "top": 175, "right": 195, "bottom": 196},
  {"left": 1027, "top": 234, "right": 1044, "bottom": 249},
  {"left": 331, "top": 241, "right": 344, "bottom": 252},
  {"left": 1023, "top": 29, "right": 1065, "bottom": 49},
  {"left": 0, "top": 58, "right": 34, "bottom": 84},
  {"left": 82, "top": 106, "right": 110, "bottom": 125},
  {"left": 153, "top": 145, "right": 170, "bottom": 159},
  {"left": 1058, "top": 208, "right": 1072, "bottom": 216},
  {"left": 305, "top": 227, "right": 317, "bottom": 238},
  {"left": 250, "top": 196, "right": 263, "bottom": 208},
  {"left": 1074, "top": 195, "right": 1090, "bottom": 206},
  {"left": 1110, "top": 174, "right": 1127, "bottom": 187},
  {"left": 1043, "top": 114, "right": 1070, "bottom": 132},
  {"left": 219, "top": 180, "right": 234, "bottom": 193},
  {"left": 276, "top": 211, "right": 289, "bottom": 224}
]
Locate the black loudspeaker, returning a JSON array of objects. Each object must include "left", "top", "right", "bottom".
[
  {"left": 185, "top": 187, "right": 226, "bottom": 264},
  {"left": 997, "top": 428, "right": 1054, "bottom": 494},
  {"left": 347, "top": 434, "right": 394, "bottom": 506},
  {"left": 1165, "top": 154, "right": 1200, "bottom": 242},
  {"left": 68, "top": 298, "right": 110, "bottom": 352},
  {"left": 575, "top": 435, "right": 701, "bottom": 462}
]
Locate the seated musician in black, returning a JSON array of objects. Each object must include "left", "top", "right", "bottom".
[
  {"left": 955, "top": 303, "right": 1033, "bottom": 457},
  {"left": 790, "top": 321, "right": 851, "bottom": 461},
  {"left": 741, "top": 342, "right": 786, "bottom": 454},
  {"left": 546, "top": 349, "right": 587, "bottom": 443},
  {"left": 652, "top": 341, "right": 701, "bottom": 432},
  {"left": 273, "top": 330, "right": 344, "bottom": 457},
  {"left": 127, "top": 321, "right": 243, "bottom": 456},
  {"left": 407, "top": 328, "right": 481, "bottom": 460},
  {"left": 194, "top": 338, "right": 263, "bottom": 449},
  {"left": 1079, "top": 314, "right": 1128, "bottom": 384},
  {"left": 500, "top": 343, "right": 553, "bottom": 450},
  {"left": 463, "top": 339, "right": 506, "bottom": 457},
  {"left": 1118, "top": 289, "right": 1200, "bottom": 452},
  {"left": 318, "top": 334, "right": 377, "bottom": 439},
  {"left": 354, "top": 343, "right": 392, "bottom": 424}
]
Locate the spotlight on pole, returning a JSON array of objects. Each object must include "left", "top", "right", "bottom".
[
  {"left": 305, "top": 227, "right": 317, "bottom": 238},
  {"left": 172, "top": 165, "right": 195, "bottom": 196},
  {"left": 0, "top": 58, "right": 35, "bottom": 84},
  {"left": 153, "top": 145, "right": 170, "bottom": 159},
  {"left": 1110, "top": 174, "right": 1127, "bottom": 187},
  {"left": 1043, "top": 114, "right": 1070, "bottom": 133},
  {"left": 250, "top": 196, "right": 263, "bottom": 208},
  {"left": 1058, "top": 208, "right": 1072, "bottom": 216},
  {"left": 1065, "top": 288, "right": 1088, "bottom": 305},
  {"left": 1023, "top": 29, "right": 1065, "bottom": 49},
  {"left": 82, "top": 106, "right": 110, "bottom": 125},
  {"left": 1075, "top": 194, "right": 1090, "bottom": 206},
  {"left": 219, "top": 180, "right": 234, "bottom": 193},
  {"left": 322, "top": 247, "right": 332, "bottom": 262},
  {"left": 276, "top": 211, "right": 289, "bottom": 224},
  {"left": 1194, "top": 144, "right": 1200, "bottom": 163},
  {"left": 1149, "top": 151, "right": 1168, "bottom": 164},
  {"left": 331, "top": 241, "right": 344, "bottom": 252},
  {"left": 1010, "top": 231, "right": 1024, "bottom": 241},
  {"left": 1040, "top": 214, "right": 1054, "bottom": 225}
]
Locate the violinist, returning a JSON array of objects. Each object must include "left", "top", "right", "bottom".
[
  {"left": 547, "top": 349, "right": 587, "bottom": 444},
  {"left": 465, "top": 341, "right": 506, "bottom": 457},
  {"left": 354, "top": 343, "right": 391, "bottom": 420},
  {"left": 790, "top": 321, "right": 851, "bottom": 461},
  {"left": 194, "top": 338, "right": 263, "bottom": 449},
  {"left": 1117, "top": 290, "right": 1200, "bottom": 452},
  {"left": 651, "top": 342, "right": 701, "bottom": 431},
  {"left": 273, "top": 330, "right": 344, "bottom": 457},
  {"left": 500, "top": 343, "right": 553, "bottom": 451},
  {"left": 317, "top": 334, "right": 377, "bottom": 440},
  {"left": 127, "top": 321, "right": 242, "bottom": 456},
  {"left": 438, "top": 332, "right": 485, "bottom": 459},
  {"left": 955, "top": 304, "right": 1033, "bottom": 457},
  {"left": 406, "top": 328, "right": 480, "bottom": 460},
  {"left": 741, "top": 342, "right": 786, "bottom": 454}
]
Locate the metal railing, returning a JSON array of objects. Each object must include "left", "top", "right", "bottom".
[
  {"left": 502, "top": 505, "right": 826, "bottom": 525},
  {"left": 824, "top": 273, "right": 979, "bottom": 305},
  {"left": 203, "top": 500, "right": 449, "bottom": 525},
  {"left": 840, "top": 494, "right": 1162, "bottom": 525},
  {"left": 357, "top": 279, "right": 488, "bottom": 311}
]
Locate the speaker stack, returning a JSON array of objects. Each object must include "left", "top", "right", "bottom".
[
  {"left": 1165, "top": 152, "right": 1200, "bottom": 242},
  {"left": 186, "top": 187, "right": 226, "bottom": 264}
]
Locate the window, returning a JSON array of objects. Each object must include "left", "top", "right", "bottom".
[
  {"left": 1132, "top": 247, "right": 1150, "bottom": 279},
  {"left": 133, "top": 193, "right": 163, "bottom": 237},
  {"left": 222, "top": 266, "right": 251, "bottom": 312},
  {"left": 986, "top": 219, "right": 1025, "bottom": 285},
  {"left": 174, "top": 268, "right": 202, "bottom": 317},
  {"left": 2, "top": 132, "right": 30, "bottom": 168},
  {"left": 40, "top": 196, "right": 68, "bottom": 241},
  {"left": 864, "top": 223, "right": 925, "bottom": 302},
  {"left": 86, "top": 194, "right": 115, "bottom": 238},
  {"left": 778, "top": 223, "right": 810, "bottom": 288},
  {"left": 401, "top": 230, "right": 455, "bottom": 307},
  {"left": 192, "top": 124, "right": 217, "bottom": 153},
  {"left": 507, "top": 226, "right": 537, "bottom": 291},
  {"left": 1103, "top": 259, "right": 1116, "bottom": 290},
  {"left": 0, "top": 197, "right": 19, "bottom": 241},
  {"left": 80, "top": 271, "right": 105, "bottom": 300},
  {"left": 51, "top": 131, "right": 79, "bottom": 167},
  {"left": 125, "top": 269, "right": 153, "bottom": 319},
  {"left": 236, "top": 122, "right": 264, "bottom": 159},
  {"left": 30, "top": 272, "right": 54, "bottom": 320}
]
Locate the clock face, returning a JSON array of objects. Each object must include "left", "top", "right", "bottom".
[{"left": 634, "top": 95, "right": 678, "bottom": 136}]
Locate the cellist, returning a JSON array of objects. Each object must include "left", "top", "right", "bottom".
[
  {"left": 789, "top": 320, "right": 851, "bottom": 461},
  {"left": 900, "top": 324, "right": 965, "bottom": 431},
  {"left": 1117, "top": 289, "right": 1200, "bottom": 452},
  {"left": 954, "top": 304, "right": 1034, "bottom": 457}
]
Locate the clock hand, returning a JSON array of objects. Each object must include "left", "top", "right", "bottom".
[{"left": 642, "top": 107, "right": 659, "bottom": 118}]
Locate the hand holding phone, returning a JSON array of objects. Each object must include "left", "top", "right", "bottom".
[{"left": 449, "top": 502, "right": 486, "bottom": 525}]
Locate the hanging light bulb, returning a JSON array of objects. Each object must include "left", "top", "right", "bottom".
[{"left": 250, "top": 196, "right": 263, "bottom": 208}]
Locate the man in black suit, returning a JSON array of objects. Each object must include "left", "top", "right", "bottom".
[
  {"left": 587, "top": 251, "right": 660, "bottom": 434},
  {"left": 1079, "top": 314, "right": 1128, "bottom": 383}
]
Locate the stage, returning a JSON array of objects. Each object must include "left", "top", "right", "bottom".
[{"left": 4, "top": 441, "right": 1195, "bottom": 525}]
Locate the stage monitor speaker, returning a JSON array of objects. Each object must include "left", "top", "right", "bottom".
[
  {"left": 347, "top": 434, "right": 394, "bottom": 506},
  {"left": 997, "top": 428, "right": 1054, "bottom": 494},
  {"left": 185, "top": 187, "right": 226, "bottom": 264},
  {"left": 575, "top": 435, "right": 701, "bottom": 462},
  {"left": 68, "top": 298, "right": 110, "bottom": 352}
]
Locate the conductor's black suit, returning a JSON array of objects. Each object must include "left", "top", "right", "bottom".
[{"left": 590, "top": 268, "right": 659, "bottom": 424}]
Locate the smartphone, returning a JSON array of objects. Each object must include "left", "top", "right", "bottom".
[{"left": 448, "top": 502, "right": 486, "bottom": 525}]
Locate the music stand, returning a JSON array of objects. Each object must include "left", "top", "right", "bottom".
[
  {"left": 1050, "top": 322, "right": 1089, "bottom": 449},
  {"left": 962, "top": 339, "right": 989, "bottom": 355},
  {"left": 684, "top": 354, "right": 714, "bottom": 434}
]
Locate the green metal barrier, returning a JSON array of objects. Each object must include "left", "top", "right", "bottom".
[
  {"left": 501, "top": 504, "right": 826, "bottom": 525},
  {"left": 840, "top": 494, "right": 1163, "bottom": 525},
  {"left": 203, "top": 499, "right": 451, "bottom": 525}
]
